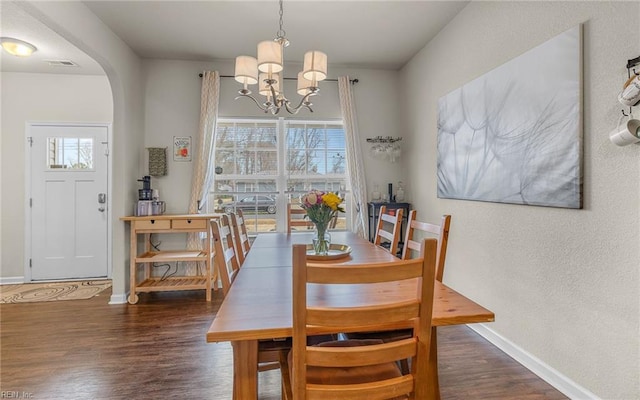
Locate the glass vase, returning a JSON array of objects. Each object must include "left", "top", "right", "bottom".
[{"left": 312, "top": 222, "right": 331, "bottom": 255}]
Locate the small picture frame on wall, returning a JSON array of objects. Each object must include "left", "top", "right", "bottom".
[{"left": 173, "top": 136, "right": 191, "bottom": 162}]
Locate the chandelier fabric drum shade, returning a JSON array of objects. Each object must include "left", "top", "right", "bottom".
[
  {"left": 303, "top": 51, "right": 328, "bottom": 81},
  {"left": 257, "top": 41, "right": 283, "bottom": 73},
  {"left": 234, "top": 56, "right": 258, "bottom": 85}
]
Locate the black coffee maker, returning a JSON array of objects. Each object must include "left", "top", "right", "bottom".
[{"left": 138, "top": 176, "right": 152, "bottom": 200}]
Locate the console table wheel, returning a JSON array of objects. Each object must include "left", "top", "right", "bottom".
[{"left": 128, "top": 293, "right": 139, "bottom": 304}]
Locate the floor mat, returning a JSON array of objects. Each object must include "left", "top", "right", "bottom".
[{"left": 0, "top": 280, "right": 111, "bottom": 304}]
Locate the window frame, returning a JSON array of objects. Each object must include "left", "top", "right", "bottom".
[{"left": 210, "top": 117, "right": 349, "bottom": 234}]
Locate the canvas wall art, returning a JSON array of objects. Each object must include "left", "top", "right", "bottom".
[{"left": 437, "top": 25, "right": 582, "bottom": 209}]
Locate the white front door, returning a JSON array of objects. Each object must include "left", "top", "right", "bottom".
[{"left": 27, "top": 123, "right": 109, "bottom": 281}]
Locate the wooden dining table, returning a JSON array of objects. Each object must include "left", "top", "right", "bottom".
[{"left": 206, "top": 231, "right": 495, "bottom": 399}]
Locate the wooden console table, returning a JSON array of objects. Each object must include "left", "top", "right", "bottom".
[{"left": 121, "top": 214, "right": 221, "bottom": 304}]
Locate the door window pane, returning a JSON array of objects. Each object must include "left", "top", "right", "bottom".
[{"left": 47, "top": 137, "right": 94, "bottom": 170}]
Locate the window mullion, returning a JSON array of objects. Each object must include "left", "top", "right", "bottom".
[{"left": 276, "top": 117, "right": 287, "bottom": 232}]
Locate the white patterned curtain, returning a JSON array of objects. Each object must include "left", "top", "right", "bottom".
[
  {"left": 186, "top": 71, "right": 220, "bottom": 273},
  {"left": 338, "top": 76, "right": 368, "bottom": 239}
]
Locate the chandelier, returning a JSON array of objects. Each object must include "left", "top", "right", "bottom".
[{"left": 234, "top": 0, "right": 327, "bottom": 114}]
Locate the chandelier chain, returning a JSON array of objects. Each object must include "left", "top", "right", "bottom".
[{"left": 277, "top": 0, "right": 286, "bottom": 39}]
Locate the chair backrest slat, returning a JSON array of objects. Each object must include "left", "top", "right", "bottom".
[
  {"left": 307, "top": 303, "right": 419, "bottom": 329},
  {"left": 307, "top": 375, "right": 415, "bottom": 400},
  {"left": 307, "top": 339, "right": 416, "bottom": 368},
  {"left": 307, "top": 261, "right": 422, "bottom": 284}
]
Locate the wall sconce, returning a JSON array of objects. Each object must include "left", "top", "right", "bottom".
[
  {"left": 0, "top": 37, "right": 37, "bottom": 57},
  {"left": 366, "top": 136, "right": 402, "bottom": 162}
]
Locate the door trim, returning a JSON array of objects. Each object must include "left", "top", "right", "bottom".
[{"left": 24, "top": 121, "right": 113, "bottom": 282}]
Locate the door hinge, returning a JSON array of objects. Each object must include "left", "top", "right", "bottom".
[
  {"left": 27, "top": 137, "right": 33, "bottom": 147},
  {"left": 101, "top": 141, "right": 109, "bottom": 156},
  {"left": 30, "top": 198, "right": 33, "bottom": 207},
  {"left": 29, "top": 259, "right": 32, "bottom": 268}
]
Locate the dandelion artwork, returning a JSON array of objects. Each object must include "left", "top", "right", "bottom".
[
  {"left": 437, "top": 25, "right": 583, "bottom": 209},
  {"left": 300, "top": 190, "right": 345, "bottom": 255}
]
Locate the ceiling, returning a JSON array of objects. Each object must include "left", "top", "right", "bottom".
[
  {"left": 1, "top": 1, "right": 469, "bottom": 75},
  {"left": 0, "top": 1, "right": 105, "bottom": 75}
]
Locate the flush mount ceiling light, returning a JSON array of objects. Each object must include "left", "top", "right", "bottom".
[
  {"left": 0, "top": 37, "right": 37, "bottom": 57},
  {"left": 234, "top": 0, "right": 327, "bottom": 114}
]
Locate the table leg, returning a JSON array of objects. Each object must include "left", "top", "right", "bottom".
[
  {"left": 204, "top": 225, "right": 211, "bottom": 302},
  {"left": 231, "top": 340, "right": 258, "bottom": 400},
  {"left": 426, "top": 326, "right": 441, "bottom": 400},
  {"left": 128, "top": 224, "right": 138, "bottom": 304},
  {"left": 144, "top": 233, "right": 151, "bottom": 280}
]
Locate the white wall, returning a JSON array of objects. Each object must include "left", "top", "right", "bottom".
[
  {"left": 399, "top": 2, "right": 639, "bottom": 399},
  {"left": 142, "top": 59, "right": 403, "bottom": 220},
  {"left": 19, "top": 1, "right": 145, "bottom": 303},
  {"left": 0, "top": 72, "right": 113, "bottom": 279}
]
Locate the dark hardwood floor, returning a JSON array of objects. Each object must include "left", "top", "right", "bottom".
[{"left": 0, "top": 289, "right": 567, "bottom": 400}]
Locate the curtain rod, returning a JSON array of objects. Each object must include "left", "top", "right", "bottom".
[{"left": 198, "top": 73, "right": 358, "bottom": 84}]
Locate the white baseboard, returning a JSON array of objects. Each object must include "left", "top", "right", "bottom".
[
  {"left": 0, "top": 276, "right": 25, "bottom": 285},
  {"left": 468, "top": 324, "right": 599, "bottom": 400},
  {"left": 109, "top": 293, "right": 128, "bottom": 304}
]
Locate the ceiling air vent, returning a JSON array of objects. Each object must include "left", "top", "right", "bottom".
[{"left": 45, "top": 60, "right": 78, "bottom": 67}]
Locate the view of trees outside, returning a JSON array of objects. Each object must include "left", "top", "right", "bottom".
[
  {"left": 215, "top": 122, "right": 277, "bottom": 177},
  {"left": 47, "top": 137, "right": 93, "bottom": 169},
  {"left": 210, "top": 119, "right": 347, "bottom": 233},
  {"left": 287, "top": 123, "right": 346, "bottom": 176}
]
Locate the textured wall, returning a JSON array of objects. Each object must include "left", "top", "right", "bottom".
[{"left": 399, "top": 1, "right": 639, "bottom": 399}]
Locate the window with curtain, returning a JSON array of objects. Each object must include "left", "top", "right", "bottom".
[{"left": 208, "top": 118, "right": 348, "bottom": 234}]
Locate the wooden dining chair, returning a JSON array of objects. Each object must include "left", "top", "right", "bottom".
[
  {"left": 281, "top": 238, "right": 438, "bottom": 400},
  {"left": 287, "top": 203, "right": 314, "bottom": 233},
  {"left": 402, "top": 211, "right": 451, "bottom": 282},
  {"left": 374, "top": 205, "right": 404, "bottom": 256},
  {"left": 210, "top": 214, "right": 241, "bottom": 297},
  {"left": 346, "top": 212, "right": 452, "bottom": 375},
  {"left": 211, "top": 215, "right": 286, "bottom": 374},
  {"left": 329, "top": 212, "right": 339, "bottom": 229},
  {"left": 229, "top": 210, "right": 251, "bottom": 265}
]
